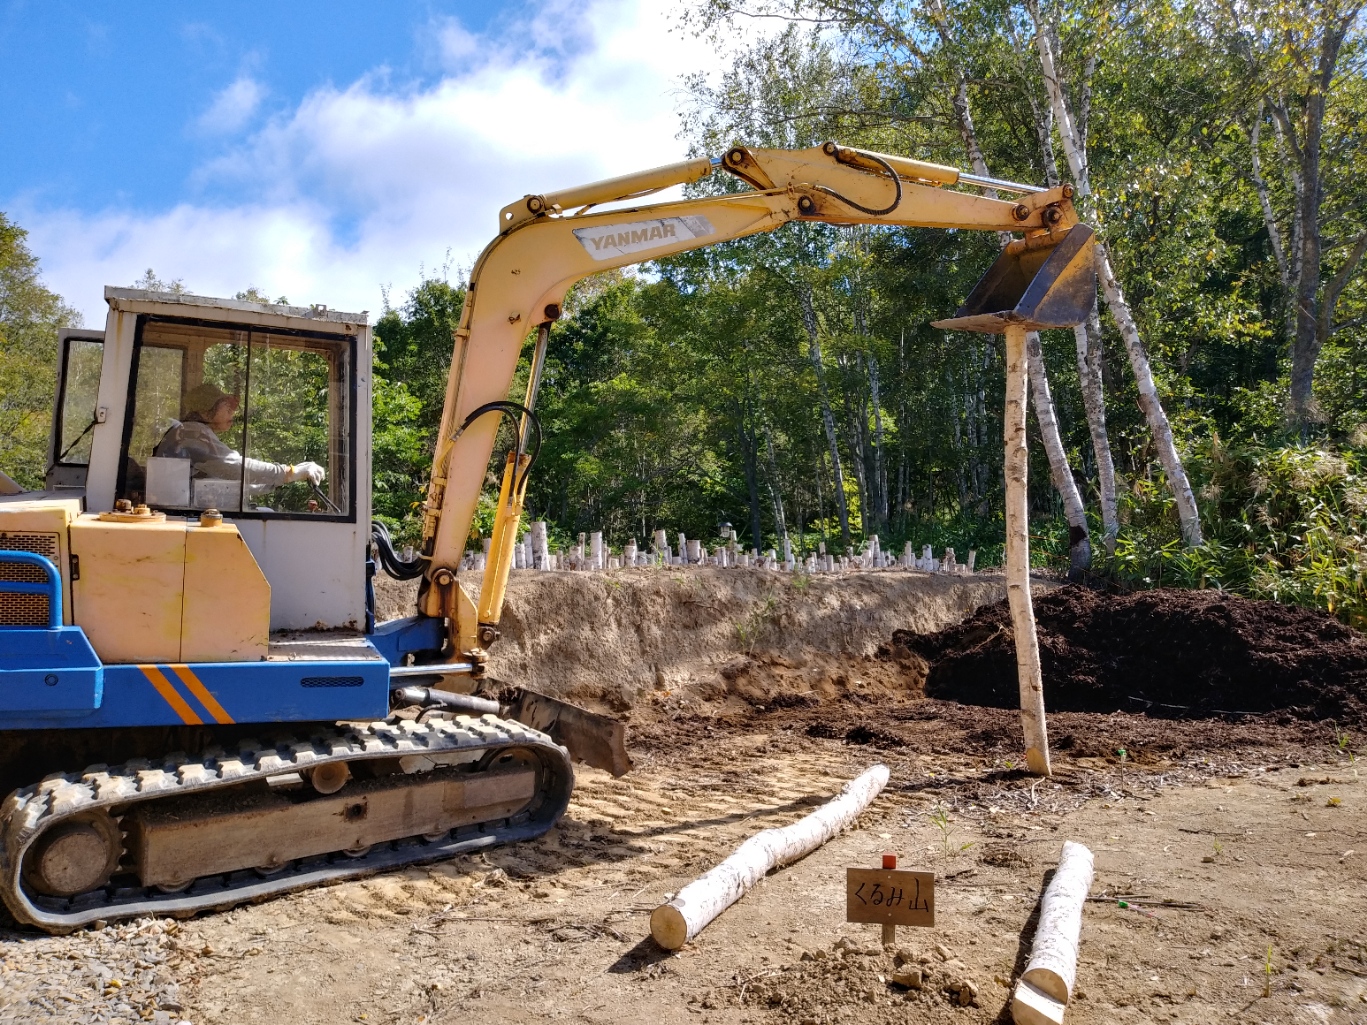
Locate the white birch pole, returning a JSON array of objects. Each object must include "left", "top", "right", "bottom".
[
  {"left": 1026, "top": 332, "right": 1090, "bottom": 577},
  {"left": 650, "top": 764, "right": 889, "bottom": 950},
  {"left": 1031, "top": 13, "right": 1202, "bottom": 546},
  {"left": 1072, "top": 310, "right": 1119, "bottom": 550},
  {"left": 1012, "top": 841, "right": 1094, "bottom": 1025},
  {"left": 1004, "top": 325, "right": 1051, "bottom": 777}
]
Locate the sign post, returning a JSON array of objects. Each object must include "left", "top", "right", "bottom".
[{"left": 846, "top": 853, "right": 934, "bottom": 945}]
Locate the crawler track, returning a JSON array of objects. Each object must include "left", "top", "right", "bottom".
[{"left": 0, "top": 715, "right": 573, "bottom": 933}]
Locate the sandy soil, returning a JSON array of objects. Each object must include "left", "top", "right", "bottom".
[
  {"left": 373, "top": 566, "right": 1012, "bottom": 709},
  {"left": 3, "top": 570, "right": 1366, "bottom": 1024}
]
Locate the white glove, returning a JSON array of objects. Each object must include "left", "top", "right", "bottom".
[{"left": 287, "top": 461, "right": 325, "bottom": 486}]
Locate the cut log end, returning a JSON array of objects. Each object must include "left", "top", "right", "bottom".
[
  {"left": 1022, "top": 966, "right": 1070, "bottom": 1005},
  {"left": 1011, "top": 978, "right": 1067, "bottom": 1025},
  {"left": 650, "top": 903, "right": 689, "bottom": 950}
]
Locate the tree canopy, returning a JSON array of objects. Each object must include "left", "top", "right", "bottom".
[{"left": 3, "top": 0, "right": 1365, "bottom": 623}]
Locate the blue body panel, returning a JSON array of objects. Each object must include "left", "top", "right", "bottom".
[
  {"left": 369, "top": 615, "right": 445, "bottom": 665},
  {"left": 0, "top": 651, "right": 391, "bottom": 729},
  {"left": 0, "top": 626, "right": 103, "bottom": 714},
  {"left": 0, "top": 548, "right": 398, "bottom": 729},
  {"left": 0, "top": 550, "right": 104, "bottom": 715}
]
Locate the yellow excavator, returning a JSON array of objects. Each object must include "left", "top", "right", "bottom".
[{"left": 0, "top": 143, "right": 1093, "bottom": 931}]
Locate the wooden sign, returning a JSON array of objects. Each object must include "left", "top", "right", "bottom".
[{"left": 846, "top": 867, "right": 935, "bottom": 928}]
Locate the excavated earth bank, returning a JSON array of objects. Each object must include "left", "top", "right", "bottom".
[
  {"left": 903, "top": 585, "right": 1367, "bottom": 723},
  {"left": 374, "top": 567, "right": 1011, "bottom": 711}
]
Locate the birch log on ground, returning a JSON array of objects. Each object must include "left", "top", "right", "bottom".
[
  {"left": 649, "top": 764, "right": 890, "bottom": 950},
  {"left": 1011, "top": 841, "right": 1095, "bottom": 1025},
  {"left": 1004, "top": 325, "right": 1051, "bottom": 777},
  {"left": 1026, "top": 332, "right": 1090, "bottom": 577}
]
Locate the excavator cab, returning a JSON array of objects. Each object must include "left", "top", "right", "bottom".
[
  {"left": 0, "top": 288, "right": 595, "bottom": 932},
  {"left": 36, "top": 290, "right": 371, "bottom": 633}
]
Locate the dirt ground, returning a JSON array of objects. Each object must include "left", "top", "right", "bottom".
[{"left": 4, "top": 570, "right": 1367, "bottom": 1024}]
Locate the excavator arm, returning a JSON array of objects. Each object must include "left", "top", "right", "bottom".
[{"left": 415, "top": 142, "right": 1095, "bottom": 671}]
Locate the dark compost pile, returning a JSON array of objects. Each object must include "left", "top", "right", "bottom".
[{"left": 897, "top": 586, "right": 1367, "bottom": 723}]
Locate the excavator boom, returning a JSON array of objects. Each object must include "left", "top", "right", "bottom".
[{"left": 420, "top": 142, "right": 1095, "bottom": 664}]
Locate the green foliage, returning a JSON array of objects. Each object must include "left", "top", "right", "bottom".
[
  {"left": 371, "top": 375, "right": 427, "bottom": 537},
  {"left": 243, "top": 343, "right": 333, "bottom": 512},
  {"left": 374, "top": 275, "right": 465, "bottom": 436},
  {"left": 0, "top": 213, "right": 79, "bottom": 488},
  {"left": 371, "top": 273, "right": 466, "bottom": 540},
  {"left": 1103, "top": 438, "right": 1367, "bottom": 628}
]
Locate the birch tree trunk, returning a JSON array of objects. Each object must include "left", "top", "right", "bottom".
[
  {"left": 928, "top": 0, "right": 1095, "bottom": 550},
  {"left": 1012, "top": 32, "right": 1118, "bottom": 549},
  {"left": 841, "top": 360, "right": 871, "bottom": 537},
  {"left": 738, "top": 411, "right": 763, "bottom": 552},
  {"left": 1032, "top": 8, "right": 1203, "bottom": 546},
  {"left": 651, "top": 764, "right": 890, "bottom": 949},
  {"left": 763, "top": 426, "right": 787, "bottom": 540},
  {"left": 1073, "top": 308, "right": 1118, "bottom": 549},
  {"left": 868, "top": 351, "right": 887, "bottom": 531},
  {"left": 1005, "top": 326, "right": 1051, "bottom": 777},
  {"left": 798, "top": 282, "right": 852, "bottom": 547},
  {"left": 1026, "top": 332, "right": 1090, "bottom": 577},
  {"left": 1094, "top": 247, "right": 1202, "bottom": 545}
]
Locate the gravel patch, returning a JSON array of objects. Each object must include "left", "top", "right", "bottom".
[{"left": 0, "top": 917, "right": 193, "bottom": 1024}]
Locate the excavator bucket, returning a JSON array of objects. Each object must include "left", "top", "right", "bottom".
[
  {"left": 507, "top": 688, "right": 634, "bottom": 778},
  {"left": 931, "top": 224, "right": 1096, "bottom": 334}
]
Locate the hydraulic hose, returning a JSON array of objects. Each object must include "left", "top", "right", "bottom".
[{"left": 372, "top": 520, "right": 428, "bottom": 580}]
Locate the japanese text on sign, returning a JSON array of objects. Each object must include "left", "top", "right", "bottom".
[{"left": 845, "top": 868, "right": 935, "bottom": 927}]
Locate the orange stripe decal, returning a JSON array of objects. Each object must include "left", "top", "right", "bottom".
[
  {"left": 139, "top": 665, "right": 203, "bottom": 725},
  {"left": 170, "top": 665, "right": 235, "bottom": 725}
]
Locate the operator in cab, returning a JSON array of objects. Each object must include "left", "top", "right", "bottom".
[{"left": 154, "top": 382, "right": 325, "bottom": 497}]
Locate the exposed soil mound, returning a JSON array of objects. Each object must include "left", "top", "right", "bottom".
[
  {"left": 898, "top": 586, "right": 1367, "bottom": 722},
  {"left": 374, "top": 568, "right": 1005, "bottom": 713}
]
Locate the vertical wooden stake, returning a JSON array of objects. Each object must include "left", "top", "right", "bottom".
[
  {"left": 1003, "top": 324, "right": 1051, "bottom": 777},
  {"left": 880, "top": 851, "right": 898, "bottom": 945}
]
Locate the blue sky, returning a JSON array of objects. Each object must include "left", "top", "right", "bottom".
[{"left": 1, "top": 0, "right": 723, "bottom": 323}]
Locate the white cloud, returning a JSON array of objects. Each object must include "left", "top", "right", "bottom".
[
  {"left": 196, "top": 75, "right": 266, "bottom": 135},
  {"left": 18, "top": 0, "right": 742, "bottom": 327},
  {"left": 431, "top": 16, "right": 480, "bottom": 66}
]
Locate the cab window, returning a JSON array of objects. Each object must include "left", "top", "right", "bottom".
[
  {"left": 119, "top": 318, "right": 353, "bottom": 518},
  {"left": 52, "top": 335, "right": 105, "bottom": 468}
]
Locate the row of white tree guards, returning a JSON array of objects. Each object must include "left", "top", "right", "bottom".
[{"left": 454, "top": 522, "right": 977, "bottom": 575}]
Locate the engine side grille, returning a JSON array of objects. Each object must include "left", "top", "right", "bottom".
[
  {"left": 0, "top": 532, "right": 59, "bottom": 559},
  {"left": 0, "top": 541, "right": 59, "bottom": 626},
  {"left": 0, "top": 591, "right": 50, "bottom": 627}
]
